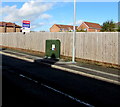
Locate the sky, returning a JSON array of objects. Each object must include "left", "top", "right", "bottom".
[{"left": 0, "top": 1, "right": 119, "bottom": 31}]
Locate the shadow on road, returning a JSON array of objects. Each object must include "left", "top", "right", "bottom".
[{"left": 35, "top": 57, "right": 59, "bottom": 65}]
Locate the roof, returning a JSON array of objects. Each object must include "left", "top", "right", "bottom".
[
  {"left": 83, "top": 22, "right": 101, "bottom": 29},
  {"left": 55, "top": 24, "right": 78, "bottom": 30},
  {"left": 0, "top": 22, "right": 22, "bottom": 28},
  {"left": 115, "top": 22, "right": 120, "bottom": 26}
]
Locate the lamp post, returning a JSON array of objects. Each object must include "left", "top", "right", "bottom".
[{"left": 72, "top": 0, "right": 76, "bottom": 63}]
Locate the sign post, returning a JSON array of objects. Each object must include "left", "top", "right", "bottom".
[
  {"left": 72, "top": 0, "right": 76, "bottom": 63},
  {"left": 22, "top": 20, "right": 30, "bottom": 33}
]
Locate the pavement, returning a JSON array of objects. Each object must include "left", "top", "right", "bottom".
[{"left": 1, "top": 48, "right": 120, "bottom": 85}]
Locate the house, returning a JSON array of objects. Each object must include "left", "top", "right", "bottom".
[
  {"left": 115, "top": 22, "right": 120, "bottom": 28},
  {"left": 115, "top": 22, "right": 120, "bottom": 31},
  {"left": 0, "top": 22, "right": 22, "bottom": 33},
  {"left": 50, "top": 24, "right": 78, "bottom": 32},
  {"left": 77, "top": 22, "right": 102, "bottom": 32}
]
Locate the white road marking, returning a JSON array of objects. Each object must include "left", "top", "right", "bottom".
[
  {"left": 19, "top": 74, "right": 94, "bottom": 107},
  {"left": 19, "top": 74, "right": 38, "bottom": 83},
  {"left": 41, "top": 84, "right": 94, "bottom": 107}
]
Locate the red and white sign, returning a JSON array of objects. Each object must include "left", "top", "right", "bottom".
[
  {"left": 22, "top": 20, "right": 30, "bottom": 33},
  {"left": 22, "top": 20, "right": 30, "bottom": 24}
]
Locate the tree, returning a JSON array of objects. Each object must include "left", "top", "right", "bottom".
[{"left": 101, "top": 20, "right": 116, "bottom": 32}]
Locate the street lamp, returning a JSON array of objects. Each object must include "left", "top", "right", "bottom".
[{"left": 72, "top": 0, "right": 76, "bottom": 63}]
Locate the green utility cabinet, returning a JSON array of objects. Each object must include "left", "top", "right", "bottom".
[{"left": 45, "top": 40, "right": 60, "bottom": 59}]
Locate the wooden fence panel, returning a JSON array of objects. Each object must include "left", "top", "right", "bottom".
[{"left": 0, "top": 32, "right": 119, "bottom": 65}]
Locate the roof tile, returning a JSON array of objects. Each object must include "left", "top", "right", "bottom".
[
  {"left": 55, "top": 24, "right": 78, "bottom": 30},
  {"left": 0, "top": 22, "right": 21, "bottom": 28},
  {"left": 84, "top": 22, "right": 101, "bottom": 29}
]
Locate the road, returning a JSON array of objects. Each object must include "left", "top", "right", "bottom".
[
  {"left": 2, "top": 54, "right": 120, "bottom": 107},
  {"left": 3, "top": 66, "right": 83, "bottom": 107}
]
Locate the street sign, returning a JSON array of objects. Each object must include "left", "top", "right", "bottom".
[
  {"left": 23, "top": 24, "right": 30, "bottom": 28},
  {"left": 23, "top": 20, "right": 30, "bottom": 24},
  {"left": 22, "top": 20, "right": 30, "bottom": 33}
]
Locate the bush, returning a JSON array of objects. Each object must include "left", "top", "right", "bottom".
[{"left": 101, "top": 20, "right": 116, "bottom": 32}]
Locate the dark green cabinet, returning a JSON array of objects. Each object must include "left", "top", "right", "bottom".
[{"left": 45, "top": 40, "right": 60, "bottom": 59}]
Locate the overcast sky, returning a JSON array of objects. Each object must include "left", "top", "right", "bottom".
[{"left": 0, "top": 1, "right": 118, "bottom": 31}]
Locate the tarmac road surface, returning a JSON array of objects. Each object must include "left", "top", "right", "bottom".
[{"left": 2, "top": 54, "right": 120, "bottom": 107}]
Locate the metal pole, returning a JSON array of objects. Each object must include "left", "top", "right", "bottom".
[{"left": 72, "top": 0, "right": 76, "bottom": 63}]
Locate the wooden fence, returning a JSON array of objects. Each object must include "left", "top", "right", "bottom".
[{"left": 0, "top": 32, "right": 119, "bottom": 65}]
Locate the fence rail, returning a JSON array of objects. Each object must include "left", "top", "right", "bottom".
[{"left": 0, "top": 32, "right": 119, "bottom": 65}]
